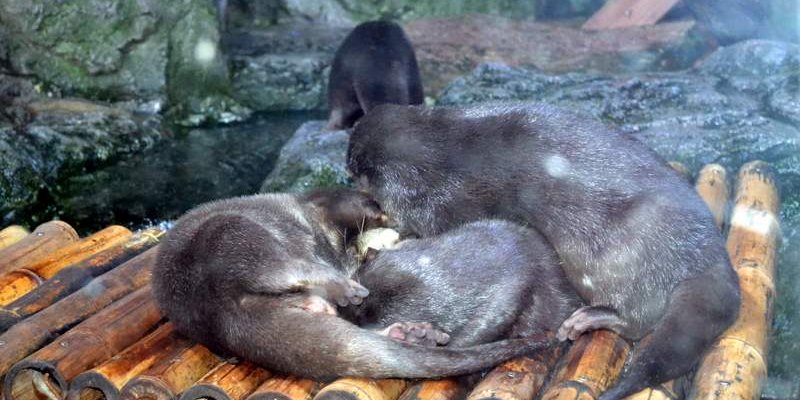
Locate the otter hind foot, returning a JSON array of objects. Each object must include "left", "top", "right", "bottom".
[{"left": 378, "top": 322, "right": 450, "bottom": 346}]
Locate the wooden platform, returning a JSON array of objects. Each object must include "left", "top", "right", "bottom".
[{"left": 0, "top": 161, "right": 780, "bottom": 400}]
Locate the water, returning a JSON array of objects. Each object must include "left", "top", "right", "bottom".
[{"left": 48, "top": 111, "right": 324, "bottom": 235}]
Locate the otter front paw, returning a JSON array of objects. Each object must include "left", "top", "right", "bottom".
[
  {"left": 322, "top": 278, "right": 370, "bottom": 307},
  {"left": 379, "top": 322, "right": 450, "bottom": 346}
]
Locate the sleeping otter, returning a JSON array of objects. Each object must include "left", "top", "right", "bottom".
[
  {"left": 346, "top": 219, "right": 581, "bottom": 347},
  {"left": 347, "top": 102, "right": 741, "bottom": 400},
  {"left": 153, "top": 189, "right": 553, "bottom": 380}
]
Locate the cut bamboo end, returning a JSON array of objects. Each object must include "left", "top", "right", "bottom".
[
  {"left": 623, "top": 380, "right": 679, "bottom": 400},
  {"left": 179, "top": 362, "right": 272, "bottom": 400},
  {"left": 0, "top": 221, "right": 79, "bottom": 276},
  {"left": 66, "top": 323, "right": 188, "bottom": 400},
  {"left": 0, "top": 247, "right": 158, "bottom": 375},
  {"left": 540, "top": 331, "right": 631, "bottom": 400},
  {"left": 667, "top": 161, "right": 691, "bottom": 182},
  {"left": 246, "top": 376, "right": 322, "bottom": 400},
  {"left": 0, "top": 270, "right": 43, "bottom": 306},
  {"left": 314, "top": 379, "right": 409, "bottom": 400},
  {"left": 468, "top": 347, "right": 561, "bottom": 400},
  {"left": 119, "top": 343, "right": 223, "bottom": 400},
  {"left": 691, "top": 161, "right": 780, "bottom": 400},
  {"left": 0, "top": 226, "right": 29, "bottom": 251},
  {"left": 31, "top": 225, "right": 133, "bottom": 279},
  {"left": 0, "top": 228, "right": 163, "bottom": 326},
  {"left": 398, "top": 379, "right": 464, "bottom": 400},
  {"left": 0, "top": 225, "right": 134, "bottom": 306},
  {"left": 695, "top": 163, "right": 729, "bottom": 230},
  {"left": 2, "top": 286, "right": 162, "bottom": 400}
]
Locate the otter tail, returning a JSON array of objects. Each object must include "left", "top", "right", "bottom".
[
  {"left": 599, "top": 266, "right": 740, "bottom": 400},
  {"left": 222, "top": 308, "right": 553, "bottom": 381}
]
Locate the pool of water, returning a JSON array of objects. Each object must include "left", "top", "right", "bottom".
[{"left": 47, "top": 111, "right": 325, "bottom": 235}]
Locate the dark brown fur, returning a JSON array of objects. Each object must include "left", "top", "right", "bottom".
[
  {"left": 326, "top": 20, "right": 423, "bottom": 130},
  {"left": 347, "top": 103, "right": 741, "bottom": 399},
  {"left": 153, "top": 189, "right": 552, "bottom": 381}
]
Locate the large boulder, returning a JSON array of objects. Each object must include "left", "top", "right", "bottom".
[
  {"left": 0, "top": 0, "right": 246, "bottom": 125},
  {"left": 259, "top": 121, "right": 350, "bottom": 193},
  {"left": 0, "top": 98, "right": 163, "bottom": 226}
]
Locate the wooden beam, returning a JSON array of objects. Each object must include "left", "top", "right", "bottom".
[{"left": 583, "top": 0, "right": 681, "bottom": 30}]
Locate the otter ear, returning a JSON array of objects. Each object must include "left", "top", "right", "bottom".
[{"left": 365, "top": 247, "right": 380, "bottom": 262}]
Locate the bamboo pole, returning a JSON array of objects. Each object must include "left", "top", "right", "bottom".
[
  {"left": 690, "top": 160, "right": 780, "bottom": 400},
  {"left": 398, "top": 379, "right": 464, "bottom": 400},
  {"left": 314, "top": 379, "right": 409, "bottom": 400},
  {"left": 0, "top": 249, "right": 157, "bottom": 382},
  {"left": 0, "top": 229, "right": 163, "bottom": 330},
  {"left": 3, "top": 286, "right": 163, "bottom": 400},
  {"left": 118, "top": 343, "right": 223, "bottom": 400},
  {"left": 65, "top": 323, "right": 190, "bottom": 400},
  {"left": 695, "top": 164, "right": 730, "bottom": 230},
  {"left": 0, "top": 221, "right": 79, "bottom": 276},
  {"left": 539, "top": 330, "right": 631, "bottom": 400},
  {"left": 0, "top": 226, "right": 29, "bottom": 250},
  {"left": 467, "top": 346, "right": 562, "bottom": 400},
  {"left": 0, "top": 225, "right": 133, "bottom": 306},
  {"left": 246, "top": 376, "right": 322, "bottom": 400},
  {"left": 179, "top": 362, "right": 272, "bottom": 400}
]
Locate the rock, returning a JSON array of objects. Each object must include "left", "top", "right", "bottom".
[
  {"left": 684, "top": 0, "right": 768, "bottom": 44},
  {"left": 0, "top": 0, "right": 244, "bottom": 125},
  {"left": 535, "top": 0, "right": 604, "bottom": 19},
  {"left": 226, "top": 23, "right": 350, "bottom": 112},
  {"left": 259, "top": 121, "right": 350, "bottom": 193},
  {"left": 166, "top": 2, "right": 250, "bottom": 126},
  {"left": 231, "top": 52, "right": 332, "bottom": 112},
  {"left": 406, "top": 15, "right": 710, "bottom": 94},
  {"left": 0, "top": 98, "right": 163, "bottom": 226}
]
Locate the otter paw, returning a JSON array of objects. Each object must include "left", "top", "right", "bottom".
[
  {"left": 324, "top": 278, "right": 370, "bottom": 307},
  {"left": 557, "top": 305, "right": 626, "bottom": 341},
  {"left": 379, "top": 322, "right": 450, "bottom": 346}
]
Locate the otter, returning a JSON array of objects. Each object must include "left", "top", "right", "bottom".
[
  {"left": 326, "top": 20, "right": 424, "bottom": 130},
  {"left": 347, "top": 103, "right": 741, "bottom": 400},
  {"left": 153, "top": 188, "right": 552, "bottom": 381},
  {"left": 345, "top": 220, "right": 582, "bottom": 347}
]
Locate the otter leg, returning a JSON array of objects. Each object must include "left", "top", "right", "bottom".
[
  {"left": 246, "top": 261, "right": 369, "bottom": 307},
  {"left": 597, "top": 269, "right": 740, "bottom": 400},
  {"left": 556, "top": 305, "right": 628, "bottom": 341},
  {"left": 376, "top": 322, "right": 451, "bottom": 346}
]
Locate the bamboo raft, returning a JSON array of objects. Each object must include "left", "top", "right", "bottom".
[{"left": 0, "top": 161, "right": 780, "bottom": 400}]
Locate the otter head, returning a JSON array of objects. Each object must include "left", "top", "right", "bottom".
[{"left": 304, "top": 188, "right": 394, "bottom": 239}]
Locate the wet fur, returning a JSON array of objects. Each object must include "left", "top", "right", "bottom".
[
  {"left": 344, "top": 220, "right": 582, "bottom": 346},
  {"left": 154, "top": 189, "right": 552, "bottom": 380},
  {"left": 327, "top": 20, "right": 424, "bottom": 130},
  {"left": 347, "top": 103, "right": 741, "bottom": 399}
]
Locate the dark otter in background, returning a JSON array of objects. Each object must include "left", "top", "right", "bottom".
[
  {"left": 153, "top": 189, "right": 552, "bottom": 381},
  {"left": 347, "top": 103, "right": 741, "bottom": 400},
  {"left": 326, "top": 20, "right": 424, "bottom": 130},
  {"left": 345, "top": 219, "right": 582, "bottom": 347}
]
